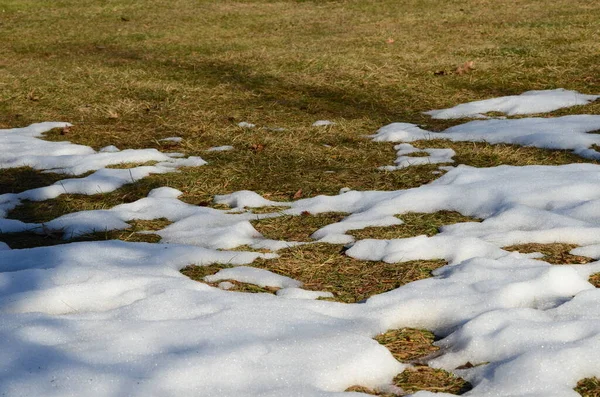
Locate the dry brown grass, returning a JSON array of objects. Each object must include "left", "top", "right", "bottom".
[
  {"left": 576, "top": 377, "right": 600, "bottom": 397},
  {"left": 252, "top": 212, "right": 347, "bottom": 241},
  {"left": 504, "top": 243, "right": 594, "bottom": 265},
  {"left": 182, "top": 243, "right": 445, "bottom": 303},
  {"left": 350, "top": 211, "right": 480, "bottom": 241},
  {"left": 589, "top": 274, "right": 600, "bottom": 288},
  {"left": 346, "top": 328, "right": 471, "bottom": 395},
  {"left": 180, "top": 264, "right": 279, "bottom": 294}
]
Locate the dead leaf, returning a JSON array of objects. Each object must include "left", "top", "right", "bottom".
[
  {"left": 293, "top": 189, "right": 303, "bottom": 200},
  {"left": 455, "top": 60, "right": 475, "bottom": 75},
  {"left": 61, "top": 126, "right": 71, "bottom": 135},
  {"left": 456, "top": 362, "right": 474, "bottom": 370},
  {"left": 386, "top": 37, "right": 395, "bottom": 44},
  {"left": 301, "top": 211, "right": 311, "bottom": 216},
  {"left": 107, "top": 110, "right": 119, "bottom": 119},
  {"left": 249, "top": 143, "right": 265, "bottom": 152}
]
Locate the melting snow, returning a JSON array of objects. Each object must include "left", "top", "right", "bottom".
[
  {"left": 3, "top": 90, "right": 600, "bottom": 396},
  {"left": 379, "top": 143, "right": 455, "bottom": 171},
  {"left": 425, "top": 88, "right": 599, "bottom": 119}
]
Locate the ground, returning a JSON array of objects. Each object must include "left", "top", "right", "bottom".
[{"left": 1, "top": 1, "right": 600, "bottom": 396}]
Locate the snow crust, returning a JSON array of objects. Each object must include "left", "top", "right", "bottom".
[
  {"left": 313, "top": 120, "right": 336, "bottom": 127},
  {"left": 372, "top": 114, "right": 600, "bottom": 160},
  {"left": 425, "top": 88, "right": 599, "bottom": 119},
  {"left": 4, "top": 91, "right": 600, "bottom": 396},
  {"left": 379, "top": 143, "right": 455, "bottom": 171},
  {"left": 207, "top": 145, "right": 234, "bottom": 152}
]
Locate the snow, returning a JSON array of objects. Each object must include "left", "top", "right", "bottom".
[
  {"left": 425, "top": 88, "right": 599, "bottom": 119},
  {"left": 379, "top": 143, "right": 455, "bottom": 171},
  {"left": 312, "top": 120, "right": 335, "bottom": 127},
  {"left": 238, "top": 121, "right": 256, "bottom": 128},
  {"left": 159, "top": 137, "right": 183, "bottom": 142},
  {"left": 207, "top": 145, "right": 234, "bottom": 152},
  {"left": 204, "top": 266, "right": 303, "bottom": 289},
  {"left": 372, "top": 115, "right": 600, "bottom": 160},
  {"left": 3, "top": 90, "right": 600, "bottom": 396}
]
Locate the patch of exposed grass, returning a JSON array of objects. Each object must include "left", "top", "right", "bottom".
[
  {"left": 251, "top": 212, "right": 347, "bottom": 241},
  {"left": 589, "top": 274, "right": 600, "bottom": 288},
  {"left": 248, "top": 206, "right": 291, "bottom": 214},
  {"left": 0, "top": 228, "right": 162, "bottom": 249},
  {"left": 375, "top": 328, "right": 439, "bottom": 362},
  {"left": 252, "top": 243, "right": 445, "bottom": 303},
  {"left": 576, "top": 377, "right": 600, "bottom": 397},
  {"left": 393, "top": 366, "right": 471, "bottom": 395},
  {"left": 411, "top": 140, "right": 600, "bottom": 167},
  {"left": 180, "top": 264, "right": 278, "bottom": 294},
  {"left": 182, "top": 243, "right": 444, "bottom": 303},
  {"left": 504, "top": 243, "right": 594, "bottom": 265},
  {"left": 0, "top": 167, "right": 72, "bottom": 195},
  {"left": 347, "top": 328, "right": 471, "bottom": 395},
  {"left": 350, "top": 211, "right": 480, "bottom": 241},
  {"left": 0, "top": 218, "right": 170, "bottom": 249}
]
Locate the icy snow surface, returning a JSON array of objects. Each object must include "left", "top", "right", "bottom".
[
  {"left": 372, "top": 114, "right": 600, "bottom": 161},
  {"left": 425, "top": 88, "right": 599, "bottom": 119},
  {"left": 379, "top": 143, "right": 455, "bottom": 171},
  {"left": 3, "top": 91, "right": 600, "bottom": 396}
]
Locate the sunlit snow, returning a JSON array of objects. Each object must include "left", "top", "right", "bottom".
[
  {"left": 425, "top": 88, "right": 598, "bottom": 119},
  {"left": 2, "top": 90, "right": 600, "bottom": 397}
]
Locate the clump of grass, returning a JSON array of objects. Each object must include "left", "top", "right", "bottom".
[
  {"left": 576, "top": 377, "right": 600, "bottom": 397},
  {"left": 589, "top": 274, "right": 600, "bottom": 288},
  {"left": 350, "top": 211, "right": 480, "bottom": 241},
  {"left": 375, "top": 328, "right": 439, "bottom": 362},
  {"left": 503, "top": 243, "right": 594, "bottom": 265},
  {"left": 251, "top": 212, "right": 347, "bottom": 241},
  {"left": 393, "top": 366, "right": 471, "bottom": 395}
]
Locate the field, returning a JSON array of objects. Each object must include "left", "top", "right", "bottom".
[{"left": 2, "top": 1, "right": 600, "bottom": 396}]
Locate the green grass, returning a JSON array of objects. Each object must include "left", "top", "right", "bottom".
[{"left": 2, "top": 0, "right": 600, "bottom": 392}]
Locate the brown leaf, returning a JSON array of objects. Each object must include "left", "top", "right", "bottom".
[
  {"left": 61, "top": 126, "right": 71, "bottom": 135},
  {"left": 386, "top": 37, "right": 395, "bottom": 44},
  {"left": 455, "top": 60, "right": 475, "bottom": 75},
  {"left": 293, "top": 189, "right": 303, "bottom": 200},
  {"left": 107, "top": 110, "right": 119, "bottom": 119},
  {"left": 249, "top": 143, "right": 265, "bottom": 152},
  {"left": 301, "top": 211, "right": 311, "bottom": 216}
]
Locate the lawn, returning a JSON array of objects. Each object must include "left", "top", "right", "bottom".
[{"left": 2, "top": 1, "right": 600, "bottom": 396}]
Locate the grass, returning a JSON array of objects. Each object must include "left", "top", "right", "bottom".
[
  {"left": 577, "top": 377, "right": 600, "bottom": 397},
  {"left": 503, "top": 243, "right": 595, "bottom": 265},
  {"left": 0, "top": 218, "right": 170, "bottom": 249},
  {"left": 2, "top": 0, "right": 600, "bottom": 393},
  {"left": 350, "top": 211, "right": 480, "bottom": 241},
  {"left": 184, "top": 243, "right": 445, "bottom": 303},
  {"left": 347, "top": 328, "right": 471, "bottom": 395}
]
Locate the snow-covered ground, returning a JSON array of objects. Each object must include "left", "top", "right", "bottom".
[{"left": 1, "top": 89, "right": 600, "bottom": 396}]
